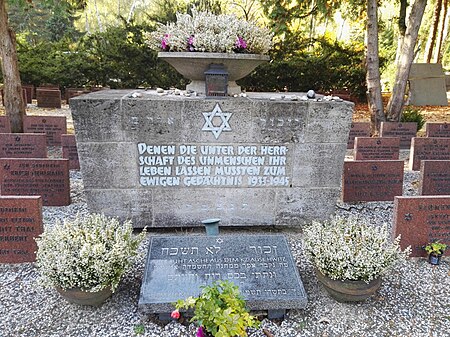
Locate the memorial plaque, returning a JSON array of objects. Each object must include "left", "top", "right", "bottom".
[
  {"left": 138, "top": 235, "right": 307, "bottom": 313},
  {"left": 380, "top": 122, "right": 417, "bottom": 149},
  {"left": 419, "top": 160, "right": 450, "bottom": 195},
  {"left": 393, "top": 196, "right": 450, "bottom": 257},
  {"left": 61, "top": 134, "right": 80, "bottom": 170},
  {"left": 0, "top": 133, "right": 47, "bottom": 158},
  {"left": 426, "top": 122, "right": 450, "bottom": 137},
  {"left": 0, "top": 116, "right": 11, "bottom": 133},
  {"left": 23, "top": 116, "right": 67, "bottom": 146},
  {"left": 354, "top": 137, "right": 400, "bottom": 160},
  {"left": 0, "top": 158, "right": 70, "bottom": 206},
  {"left": 342, "top": 160, "right": 404, "bottom": 202},
  {"left": 0, "top": 196, "right": 43, "bottom": 263},
  {"left": 36, "top": 88, "right": 61, "bottom": 108},
  {"left": 347, "top": 122, "right": 371, "bottom": 149},
  {"left": 409, "top": 137, "right": 450, "bottom": 170}
]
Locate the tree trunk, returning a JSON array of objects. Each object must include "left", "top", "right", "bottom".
[
  {"left": 436, "top": 0, "right": 449, "bottom": 62},
  {"left": 366, "top": 0, "right": 385, "bottom": 134},
  {"left": 386, "top": 0, "right": 428, "bottom": 121},
  {"left": 424, "top": 0, "right": 442, "bottom": 62},
  {"left": 395, "top": 0, "right": 408, "bottom": 64},
  {"left": 0, "top": 0, "right": 25, "bottom": 133}
]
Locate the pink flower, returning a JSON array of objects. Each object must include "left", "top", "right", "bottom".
[
  {"left": 170, "top": 309, "right": 180, "bottom": 319},
  {"left": 196, "top": 326, "right": 205, "bottom": 337},
  {"left": 161, "top": 34, "right": 170, "bottom": 51},
  {"left": 235, "top": 36, "right": 247, "bottom": 50}
]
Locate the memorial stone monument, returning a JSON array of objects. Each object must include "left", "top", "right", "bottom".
[{"left": 70, "top": 90, "right": 354, "bottom": 228}]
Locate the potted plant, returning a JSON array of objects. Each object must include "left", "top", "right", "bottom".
[
  {"left": 424, "top": 241, "right": 447, "bottom": 265},
  {"left": 35, "top": 213, "right": 146, "bottom": 306},
  {"left": 171, "top": 280, "right": 260, "bottom": 337},
  {"left": 303, "top": 216, "right": 410, "bottom": 302},
  {"left": 144, "top": 9, "right": 273, "bottom": 94}
]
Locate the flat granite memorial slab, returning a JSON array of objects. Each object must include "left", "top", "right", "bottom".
[
  {"left": 426, "top": 122, "right": 450, "bottom": 137},
  {"left": 0, "top": 116, "right": 11, "bottom": 133},
  {"left": 393, "top": 196, "right": 450, "bottom": 257},
  {"left": 0, "top": 196, "right": 43, "bottom": 263},
  {"left": 354, "top": 137, "right": 400, "bottom": 160},
  {"left": 409, "top": 137, "right": 450, "bottom": 170},
  {"left": 0, "top": 158, "right": 70, "bottom": 206},
  {"left": 419, "top": 160, "right": 450, "bottom": 195},
  {"left": 347, "top": 122, "right": 371, "bottom": 149},
  {"left": 342, "top": 160, "right": 404, "bottom": 202},
  {"left": 61, "top": 134, "right": 80, "bottom": 170},
  {"left": 23, "top": 116, "right": 67, "bottom": 146},
  {"left": 138, "top": 234, "right": 307, "bottom": 314},
  {"left": 0, "top": 133, "right": 47, "bottom": 158},
  {"left": 380, "top": 122, "right": 417, "bottom": 149}
]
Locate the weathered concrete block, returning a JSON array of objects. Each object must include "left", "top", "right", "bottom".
[{"left": 71, "top": 90, "right": 353, "bottom": 228}]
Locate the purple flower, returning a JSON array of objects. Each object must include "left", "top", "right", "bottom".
[
  {"left": 161, "top": 34, "right": 170, "bottom": 51},
  {"left": 235, "top": 36, "right": 247, "bottom": 50},
  {"left": 196, "top": 326, "right": 205, "bottom": 337},
  {"left": 187, "top": 35, "right": 195, "bottom": 51}
]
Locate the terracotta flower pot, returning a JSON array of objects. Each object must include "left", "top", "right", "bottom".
[
  {"left": 55, "top": 286, "right": 113, "bottom": 306},
  {"left": 315, "top": 270, "right": 381, "bottom": 302}
]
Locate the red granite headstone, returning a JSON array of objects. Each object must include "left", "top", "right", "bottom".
[
  {"left": 380, "top": 122, "right": 417, "bottom": 149},
  {"left": 0, "top": 196, "right": 43, "bottom": 263},
  {"left": 426, "top": 122, "right": 450, "bottom": 137},
  {"left": 21, "top": 85, "right": 34, "bottom": 104},
  {"left": 342, "top": 160, "right": 404, "bottom": 202},
  {"left": 0, "top": 158, "right": 70, "bottom": 206},
  {"left": 409, "top": 137, "right": 450, "bottom": 170},
  {"left": 347, "top": 122, "right": 371, "bottom": 149},
  {"left": 36, "top": 88, "right": 61, "bottom": 108},
  {"left": 61, "top": 134, "right": 80, "bottom": 170},
  {"left": 0, "top": 133, "right": 47, "bottom": 158},
  {"left": 65, "top": 88, "right": 90, "bottom": 102},
  {"left": 23, "top": 116, "right": 67, "bottom": 146},
  {"left": 393, "top": 196, "right": 450, "bottom": 257},
  {"left": 0, "top": 116, "right": 11, "bottom": 133},
  {"left": 354, "top": 137, "right": 400, "bottom": 160},
  {"left": 419, "top": 160, "right": 450, "bottom": 195}
]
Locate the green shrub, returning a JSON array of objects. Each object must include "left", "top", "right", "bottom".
[{"left": 401, "top": 106, "right": 426, "bottom": 130}]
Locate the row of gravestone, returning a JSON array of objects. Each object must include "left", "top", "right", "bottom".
[
  {"left": 347, "top": 121, "right": 450, "bottom": 150},
  {"left": 1, "top": 85, "right": 104, "bottom": 109},
  {"left": 0, "top": 114, "right": 81, "bottom": 264}
]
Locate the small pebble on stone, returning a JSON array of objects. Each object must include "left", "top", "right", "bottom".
[
  {"left": 156, "top": 88, "right": 164, "bottom": 93},
  {"left": 307, "top": 90, "right": 316, "bottom": 99}
]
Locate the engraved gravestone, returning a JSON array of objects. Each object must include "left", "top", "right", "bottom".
[
  {"left": 36, "top": 88, "right": 61, "bottom": 108},
  {"left": 380, "top": 122, "right": 417, "bottom": 149},
  {"left": 138, "top": 234, "right": 307, "bottom": 314},
  {"left": 409, "top": 137, "right": 450, "bottom": 170},
  {"left": 23, "top": 116, "right": 67, "bottom": 146},
  {"left": 22, "top": 85, "right": 34, "bottom": 104},
  {"left": 0, "top": 133, "right": 47, "bottom": 158},
  {"left": 0, "top": 158, "right": 70, "bottom": 206},
  {"left": 419, "top": 160, "right": 450, "bottom": 195},
  {"left": 0, "top": 196, "right": 43, "bottom": 263},
  {"left": 61, "top": 134, "right": 80, "bottom": 170},
  {"left": 354, "top": 137, "right": 400, "bottom": 160},
  {"left": 70, "top": 90, "right": 354, "bottom": 228},
  {"left": 0, "top": 116, "right": 11, "bottom": 133},
  {"left": 426, "top": 122, "right": 450, "bottom": 137},
  {"left": 393, "top": 196, "right": 450, "bottom": 257},
  {"left": 342, "top": 160, "right": 404, "bottom": 202},
  {"left": 347, "top": 122, "right": 371, "bottom": 149}
]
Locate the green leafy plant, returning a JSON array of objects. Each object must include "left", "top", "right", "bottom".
[
  {"left": 401, "top": 106, "right": 426, "bottom": 130},
  {"left": 303, "top": 216, "right": 411, "bottom": 282},
  {"left": 35, "top": 213, "right": 146, "bottom": 292},
  {"left": 133, "top": 324, "right": 145, "bottom": 335},
  {"left": 172, "top": 280, "right": 259, "bottom": 337},
  {"left": 424, "top": 241, "right": 447, "bottom": 255}
]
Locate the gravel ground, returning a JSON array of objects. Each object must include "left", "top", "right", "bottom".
[{"left": 1, "top": 105, "right": 449, "bottom": 337}]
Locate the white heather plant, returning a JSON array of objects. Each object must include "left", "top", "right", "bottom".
[
  {"left": 145, "top": 9, "right": 273, "bottom": 54},
  {"left": 303, "top": 217, "right": 410, "bottom": 282},
  {"left": 35, "top": 214, "right": 146, "bottom": 292}
]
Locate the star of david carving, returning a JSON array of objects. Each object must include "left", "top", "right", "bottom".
[{"left": 202, "top": 103, "right": 232, "bottom": 139}]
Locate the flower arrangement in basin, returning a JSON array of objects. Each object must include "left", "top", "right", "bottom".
[{"left": 144, "top": 10, "right": 273, "bottom": 94}]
